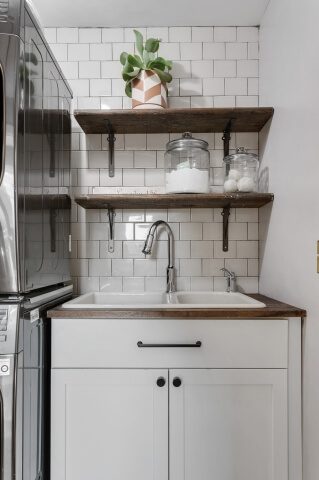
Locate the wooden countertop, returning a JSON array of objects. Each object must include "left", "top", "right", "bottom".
[{"left": 48, "top": 294, "right": 306, "bottom": 319}]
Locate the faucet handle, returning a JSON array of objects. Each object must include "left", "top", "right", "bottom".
[{"left": 220, "top": 267, "right": 235, "bottom": 278}]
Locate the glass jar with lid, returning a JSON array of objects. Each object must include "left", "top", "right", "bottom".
[
  {"left": 165, "top": 132, "right": 210, "bottom": 194},
  {"left": 223, "top": 147, "right": 259, "bottom": 193}
]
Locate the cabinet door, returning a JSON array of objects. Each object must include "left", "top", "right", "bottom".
[
  {"left": 170, "top": 369, "right": 287, "bottom": 480},
  {"left": 51, "top": 369, "right": 168, "bottom": 480}
]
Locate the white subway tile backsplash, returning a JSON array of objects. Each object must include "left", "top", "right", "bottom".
[
  {"left": 147, "top": 27, "right": 169, "bottom": 42},
  {"left": 202, "top": 258, "right": 225, "bottom": 276},
  {"left": 57, "top": 28, "right": 78, "bottom": 43},
  {"left": 214, "top": 27, "right": 237, "bottom": 42},
  {"left": 102, "top": 28, "right": 124, "bottom": 43},
  {"left": 51, "top": 44, "right": 68, "bottom": 61},
  {"left": 180, "top": 223, "right": 203, "bottom": 240},
  {"left": 203, "top": 42, "right": 225, "bottom": 60},
  {"left": 214, "top": 95, "right": 236, "bottom": 107},
  {"left": 191, "top": 241, "right": 214, "bottom": 258},
  {"left": 237, "top": 60, "right": 259, "bottom": 77},
  {"left": 112, "top": 259, "right": 133, "bottom": 276},
  {"left": 89, "top": 259, "right": 111, "bottom": 276},
  {"left": 237, "top": 27, "right": 259, "bottom": 42},
  {"left": 159, "top": 42, "right": 180, "bottom": 60},
  {"left": 225, "top": 78, "right": 247, "bottom": 95},
  {"left": 123, "top": 276, "right": 145, "bottom": 292},
  {"left": 192, "top": 27, "right": 214, "bottom": 42},
  {"left": 237, "top": 241, "right": 258, "bottom": 258},
  {"left": 69, "top": 79, "right": 90, "bottom": 96},
  {"left": 49, "top": 25, "right": 260, "bottom": 293},
  {"left": 191, "top": 60, "right": 214, "bottom": 78},
  {"left": 101, "top": 61, "right": 122, "bottom": 78},
  {"left": 180, "top": 78, "right": 203, "bottom": 96},
  {"left": 214, "top": 60, "right": 236, "bottom": 77},
  {"left": 123, "top": 169, "right": 145, "bottom": 186},
  {"left": 90, "top": 43, "right": 112, "bottom": 60},
  {"left": 169, "top": 27, "right": 191, "bottom": 42},
  {"left": 68, "top": 44, "right": 89, "bottom": 61},
  {"left": 248, "top": 43, "right": 259, "bottom": 59},
  {"left": 226, "top": 43, "right": 247, "bottom": 59},
  {"left": 203, "top": 78, "right": 224, "bottom": 96},
  {"left": 100, "top": 276, "right": 123, "bottom": 292},
  {"left": 44, "top": 28, "right": 57, "bottom": 43},
  {"left": 180, "top": 259, "right": 202, "bottom": 276},
  {"left": 79, "top": 61, "right": 100, "bottom": 78},
  {"left": 134, "top": 151, "right": 157, "bottom": 168},
  {"left": 124, "top": 27, "right": 146, "bottom": 42},
  {"left": 79, "top": 28, "right": 101, "bottom": 43},
  {"left": 180, "top": 43, "right": 202, "bottom": 60}
]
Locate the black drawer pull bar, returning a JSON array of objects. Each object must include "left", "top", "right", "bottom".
[{"left": 137, "top": 341, "right": 202, "bottom": 348}]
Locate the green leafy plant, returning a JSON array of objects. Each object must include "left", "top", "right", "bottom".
[{"left": 120, "top": 29, "right": 173, "bottom": 98}]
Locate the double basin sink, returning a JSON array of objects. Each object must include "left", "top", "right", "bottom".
[{"left": 63, "top": 291, "right": 266, "bottom": 309}]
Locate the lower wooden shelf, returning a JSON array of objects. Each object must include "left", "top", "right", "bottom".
[{"left": 74, "top": 193, "right": 274, "bottom": 210}]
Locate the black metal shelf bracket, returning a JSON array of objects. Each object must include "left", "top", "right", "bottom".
[
  {"left": 221, "top": 205, "right": 231, "bottom": 252},
  {"left": 107, "top": 121, "right": 116, "bottom": 178},
  {"left": 221, "top": 119, "right": 233, "bottom": 252},
  {"left": 107, "top": 208, "right": 115, "bottom": 253},
  {"left": 222, "top": 119, "right": 232, "bottom": 176}
]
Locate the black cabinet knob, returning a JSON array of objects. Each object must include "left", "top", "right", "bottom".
[
  {"left": 156, "top": 377, "right": 166, "bottom": 387},
  {"left": 173, "top": 377, "right": 182, "bottom": 387}
]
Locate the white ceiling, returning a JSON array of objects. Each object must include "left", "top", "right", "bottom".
[{"left": 33, "top": 0, "right": 270, "bottom": 28}]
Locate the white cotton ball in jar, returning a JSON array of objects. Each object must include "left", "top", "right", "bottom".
[
  {"left": 228, "top": 169, "right": 241, "bottom": 181},
  {"left": 237, "top": 176, "right": 255, "bottom": 192},
  {"left": 223, "top": 179, "right": 238, "bottom": 193}
]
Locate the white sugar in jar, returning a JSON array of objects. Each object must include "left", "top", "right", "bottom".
[{"left": 165, "top": 133, "right": 211, "bottom": 194}]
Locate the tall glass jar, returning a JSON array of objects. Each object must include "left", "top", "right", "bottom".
[
  {"left": 223, "top": 147, "right": 259, "bottom": 193},
  {"left": 165, "top": 132, "right": 210, "bottom": 194}
]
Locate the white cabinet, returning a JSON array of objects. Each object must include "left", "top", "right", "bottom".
[
  {"left": 51, "top": 369, "right": 168, "bottom": 480},
  {"left": 170, "top": 369, "right": 287, "bottom": 480},
  {"left": 51, "top": 318, "right": 301, "bottom": 480}
]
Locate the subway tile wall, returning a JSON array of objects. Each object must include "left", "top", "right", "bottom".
[{"left": 44, "top": 26, "right": 260, "bottom": 294}]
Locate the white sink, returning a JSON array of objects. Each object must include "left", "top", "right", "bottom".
[{"left": 62, "top": 291, "right": 265, "bottom": 309}]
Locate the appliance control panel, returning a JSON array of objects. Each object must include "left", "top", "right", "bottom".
[
  {"left": 0, "top": 309, "right": 8, "bottom": 331},
  {"left": 0, "top": 305, "right": 19, "bottom": 355},
  {"left": 0, "top": 358, "right": 10, "bottom": 376}
]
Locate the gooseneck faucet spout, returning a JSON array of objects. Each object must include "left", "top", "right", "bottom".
[{"left": 142, "top": 220, "right": 176, "bottom": 293}]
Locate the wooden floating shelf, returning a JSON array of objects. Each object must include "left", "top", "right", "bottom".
[
  {"left": 75, "top": 193, "right": 274, "bottom": 210},
  {"left": 74, "top": 107, "right": 274, "bottom": 135}
]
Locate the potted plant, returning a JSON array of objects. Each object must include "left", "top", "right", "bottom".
[{"left": 120, "top": 30, "right": 172, "bottom": 109}]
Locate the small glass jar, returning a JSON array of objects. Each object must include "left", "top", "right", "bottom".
[
  {"left": 165, "top": 132, "right": 210, "bottom": 194},
  {"left": 223, "top": 147, "right": 259, "bottom": 193}
]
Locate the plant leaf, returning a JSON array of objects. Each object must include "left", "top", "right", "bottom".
[
  {"left": 156, "top": 57, "right": 172, "bottom": 70},
  {"left": 145, "top": 38, "right": 160, "bottom": 53},
  {"left": 148, "top": 60, "right": 166, "bottom": 71},
  {"left": 122, "top": 68, "right": 140, "bottom": 82},
  {"left": 127, "top": 54, "right": 144, "bottom": 68},
  {"left": 153, "top": 68, "right": 172, "bottom": 83},
  {"left": 120, "top": 52, "right": 129, "bottom": 66},
  {"left": 125, "top": 80, "right": 132, "bottom": 98},
  {"left": 134, "top": 29, "right": 144, "bottom": 57}
]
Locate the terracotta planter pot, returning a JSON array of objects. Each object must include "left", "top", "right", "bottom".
[{"left": 132, "top": 70, "right": 168, "bottom": 109}]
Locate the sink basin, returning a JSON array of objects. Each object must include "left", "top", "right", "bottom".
[{"left": 62, "top": 291, "right": 265, "bottom": 309}]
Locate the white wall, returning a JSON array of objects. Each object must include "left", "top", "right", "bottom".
[
  {"left": 44, "top": 26, "right": 261, "bottom": 294},
  {"left": 259, "top": 1, "right": 319, "bottom": 478}
]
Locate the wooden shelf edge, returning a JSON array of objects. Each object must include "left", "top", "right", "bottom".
[
  {"left": 75, "top": 193, "right": 274, "bottom": 210},
  {"left": 74, "top": 107, "right": 274, "bottom": 134}
]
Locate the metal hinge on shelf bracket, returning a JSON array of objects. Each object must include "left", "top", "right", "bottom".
[
  {"left": 106, "top": 121, "right": 116, "bottom": 178},
  {"left": 221, "top": 205, "right": 231, "bottom": 252},
  {"left": 222, "top": 119, "right": 232, "bottom": 176},
  {"left": 107, "top": 208, "right": 115, "bottom": 253}
]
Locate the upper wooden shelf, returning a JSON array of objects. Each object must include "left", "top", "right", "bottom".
[
  {"left": 74, "top": 107, "right": 274, "bottom": 135},
  {"left": 75, "top": 193, "right": 274, "bottom": 210}
]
